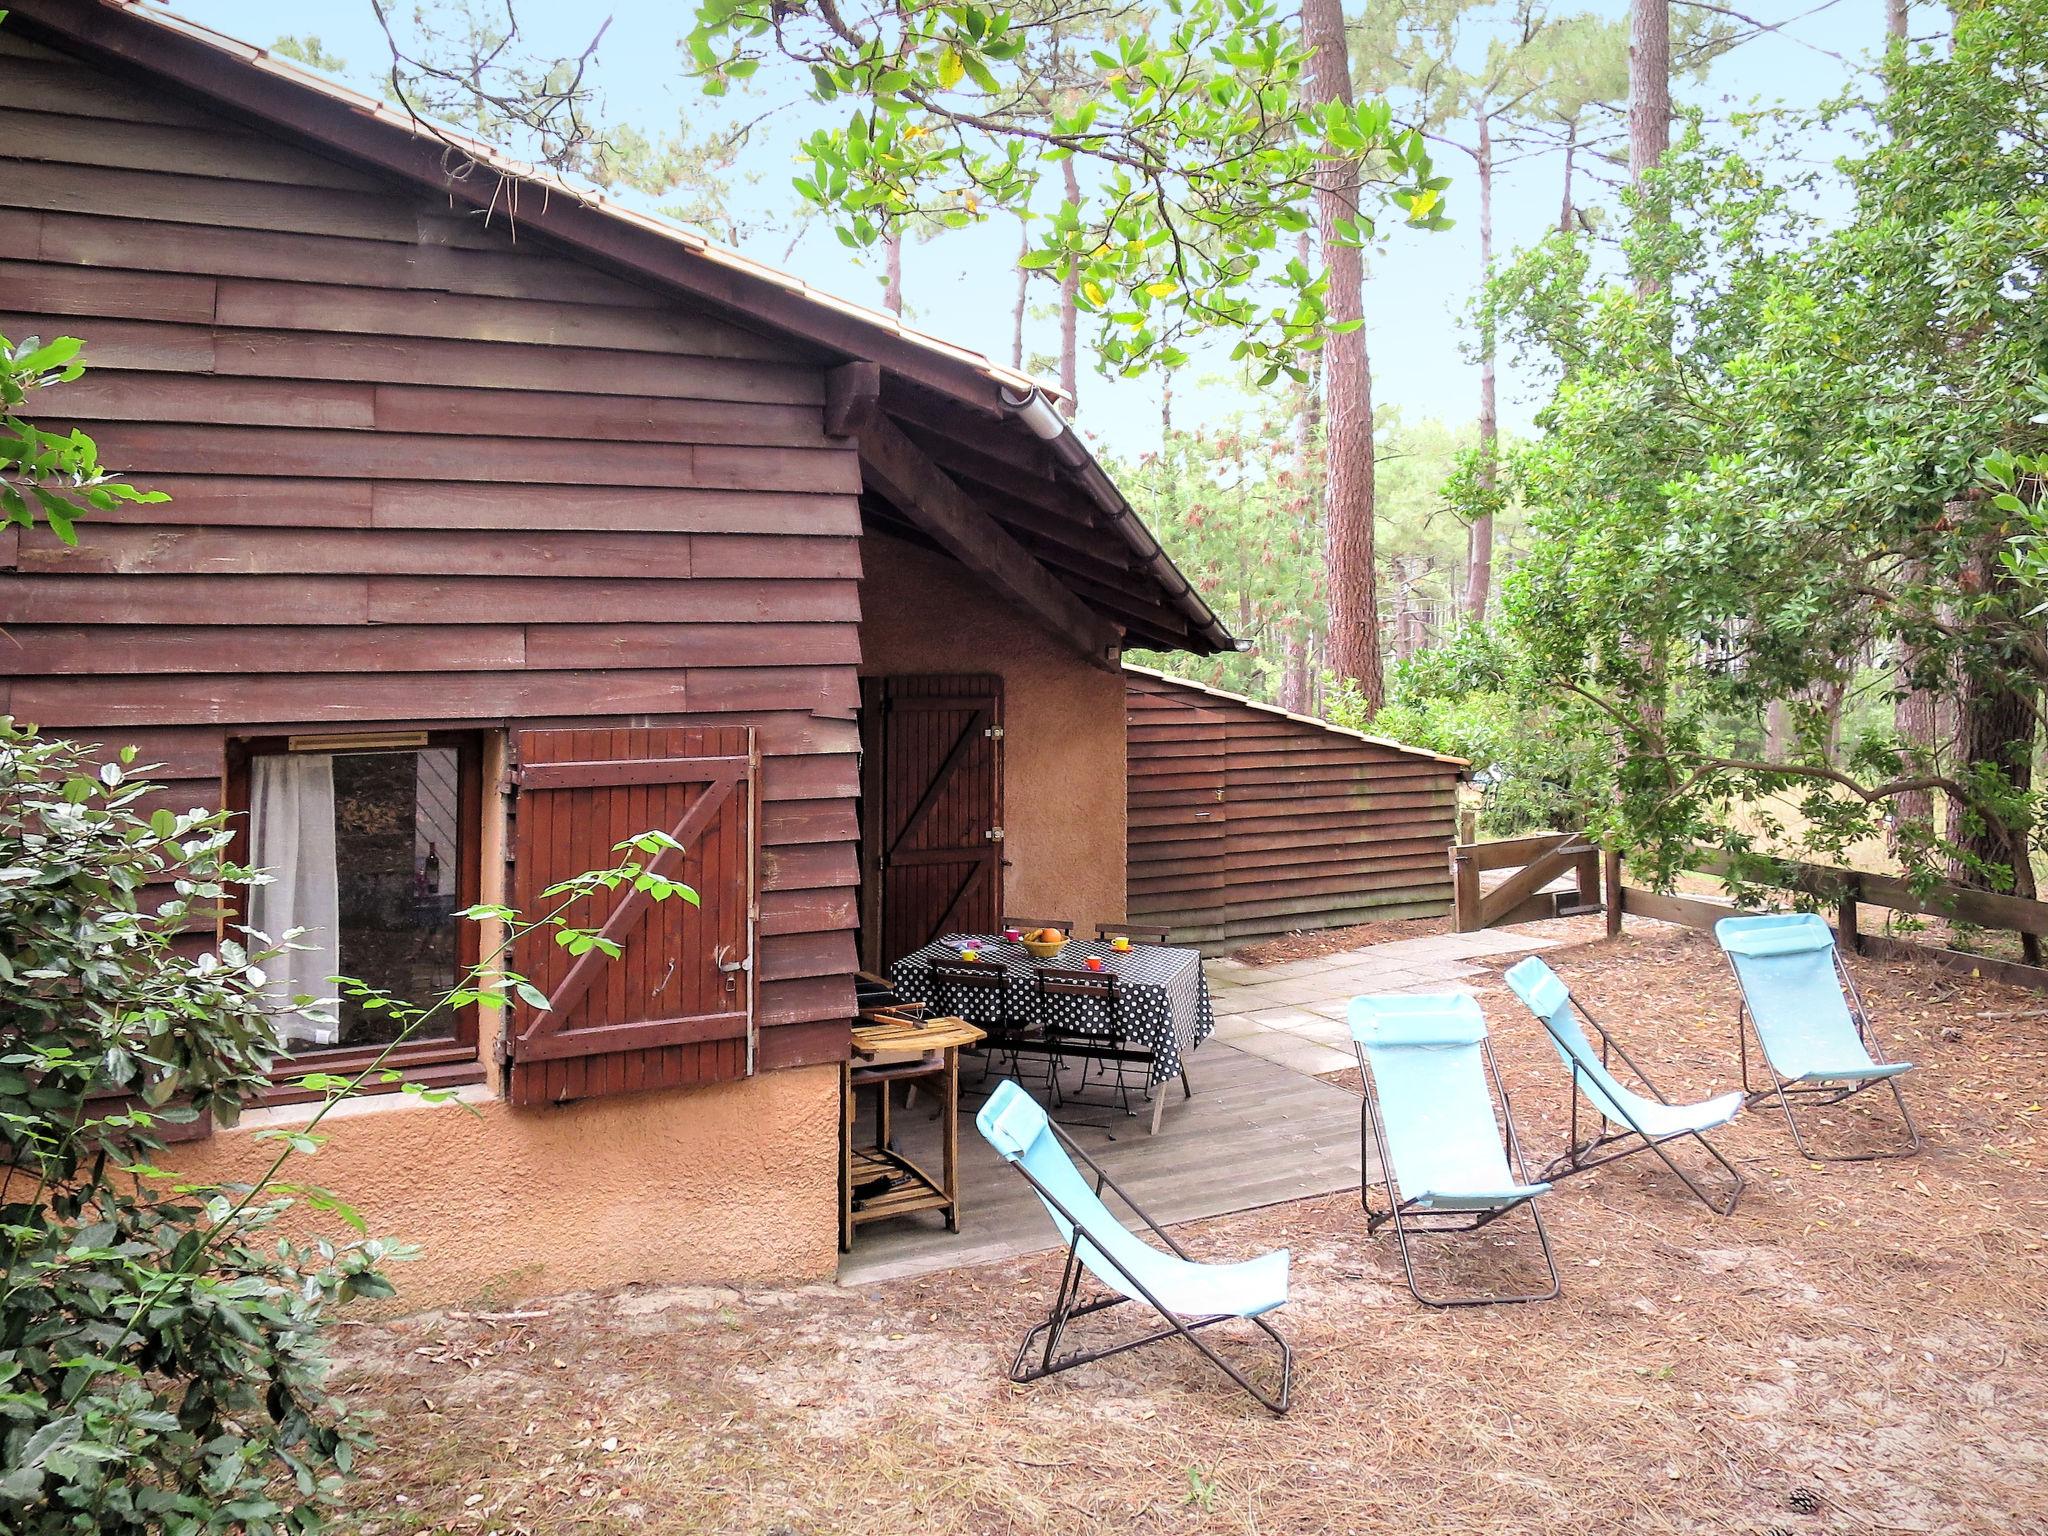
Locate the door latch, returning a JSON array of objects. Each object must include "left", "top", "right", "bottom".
[{"left": 714, "top": 945, "right": 751, "bottom": 994}]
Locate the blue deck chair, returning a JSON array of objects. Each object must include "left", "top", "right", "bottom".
[
  {"left": 1350, "top": 995, "right": 1559, "bottom": 1308},
  {"left": 1715, "top": 913, "right": 1920, "bottom": 1161},
  {"left": 1504, "top": 956, "right": 1746, "bottom": 1214},
  {"left": 975, "top": 1080, "right": 1292, "bottom": 1413}
]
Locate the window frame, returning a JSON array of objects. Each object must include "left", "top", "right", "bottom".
[{"left": 224, "top": 730, "right": 488, "bottom": 1100}]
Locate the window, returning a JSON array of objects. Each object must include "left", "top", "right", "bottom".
[{"left": 228, "top": 733, "right": 484, "bottom": 1072}]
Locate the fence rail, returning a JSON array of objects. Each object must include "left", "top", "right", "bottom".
[
  {"left": 1451, "top": 832, "right": 2048, "bottom": 993},
  {"left": 1450, "top": 831, "right": 1601, "bottom": 932}
]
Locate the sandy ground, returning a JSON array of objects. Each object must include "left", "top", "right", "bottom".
[{"left": 329, "top": 923, "right": 2048, "bottom": 1536}]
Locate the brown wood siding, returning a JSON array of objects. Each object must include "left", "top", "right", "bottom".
[
  {"left": 0, "top": 35, "right": 858, "bottom": 1071},
  {"left": 1124, "top": 671, "right": 1461, "bottom": 948}
]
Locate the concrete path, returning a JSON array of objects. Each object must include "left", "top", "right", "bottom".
[{"left": 1202, "top": 928, "right": 1565, "bottom": 1077}]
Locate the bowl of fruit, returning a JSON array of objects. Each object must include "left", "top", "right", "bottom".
[{"left": 1019, "top": 927, "right": 1069, "bottom": 960}]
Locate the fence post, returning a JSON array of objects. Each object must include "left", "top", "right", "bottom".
[
  {"left": 1838, "top": 888, "right": 1861, "bottom": 954},
  {"left": 1452, "top": 845, "right": 1482, "bottom": 934},
  {"left": 1602, "top": 848, "right": 1624, "bottom": 940}
]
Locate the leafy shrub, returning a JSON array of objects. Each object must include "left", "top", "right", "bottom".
[
  {"left": 1331, "top": 626, "right": 1609, "bottom": 836},
  {"left": 0, "top": 723, "right": 395, "bottom": 1534}
]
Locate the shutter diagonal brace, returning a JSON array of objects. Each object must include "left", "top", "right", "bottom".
[{"left": 513, "top": 766, "right": 744, "bottom": 1055}]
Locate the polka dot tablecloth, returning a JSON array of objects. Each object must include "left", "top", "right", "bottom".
[{"left": 891, "top": 935, "right": 1214, "bottom": 1090}]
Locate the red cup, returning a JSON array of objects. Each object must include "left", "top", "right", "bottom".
[
  {"left": 1086, "top": 955, "right": 1105, "bottom": 972},
  {"left": 1002, "top": 928, "right": 1022, "bottom": 941}
]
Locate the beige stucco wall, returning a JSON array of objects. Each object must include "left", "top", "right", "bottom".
[
  {"left": 169, "top": 1063, "right": 841, "bottom": 1310},
  {"left": 857, "top": 530, "right": 1128, "bottom": 938}
]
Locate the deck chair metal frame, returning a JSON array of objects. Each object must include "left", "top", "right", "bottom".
[
  {"left": 979, "top": 1082, "right": 1291, "bottom": 1414},
  {"left": 1503, "top": 956, "right": 1745, "bottom": 1215},
  {"left": 1716, "top": 914, "right": 1921, "bottom": 1163},
  {"left": 1353, "top": 997, "right": 1560, "bottom": 1309}
]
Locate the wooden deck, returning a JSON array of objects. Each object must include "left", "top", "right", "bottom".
[{"left": 836, "top": 1040, "right": 1364, "bottom": 1286}]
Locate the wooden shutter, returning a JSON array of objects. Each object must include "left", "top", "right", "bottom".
[
  {"left": 505, "top": 726, "right": 757, "bottom": 1107},
  {"left": 859, "top": 675, "right": 1004, "bottom": 968}
]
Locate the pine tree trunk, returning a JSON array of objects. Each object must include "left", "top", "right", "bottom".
[
  {"left": 1161, "top": 375, "right": 1173, "bottom": 440},
  {"left": 1465, "top": 112, "right": 1498, "bottom": 626},
  {"left": 1628, "top": 0, "right": 1672, "bottom": 297},
  {"left": 1059, "top": 156, "right": 1081, "bottom": 416},
  {"left": 1626, "top": 0, "right": 1674, "bottom": 755},
  {"left": 1886, "top": 0, "right": 1909, "bottom": 39},
  {"left": 1280, "top": 628, "right": 1309, "bottom": 713},
  {"left": 1301, "top": 0, "right": 1383, "bottom": 711},
  {"left": 1558, "top": 116, "right": 1578, "bottom": 235},
  {"left": 1892, "top": 554, "right": 1939, "bottom": 848},
  {"left": 1945, "top": 542, "right": 2040, "bottom": 953},
  {"left": 883, "top": 229, "right": 903, "bottom": 316},
  {"left": 1011, "top": 219, "right": 1029, "bottom": 371}
]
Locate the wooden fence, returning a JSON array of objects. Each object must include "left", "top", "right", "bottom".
[
  {"left": 1450, "top": 830, "right": 1602, "bottom": 932},
  {"left": 1453, "top": 830, "right": 2048, "bottom": 993}
]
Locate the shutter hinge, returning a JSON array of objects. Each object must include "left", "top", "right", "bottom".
[
  {"left": 985, "top": 827, "right": 1004, "bottom": 842},
  {"left": 985, "top": 725, "right": 1004, "bottom": 740}
]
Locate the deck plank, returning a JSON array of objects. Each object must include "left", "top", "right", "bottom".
[{"left": 836, "top": 1041, "right": 1364, "bottom": 1286}]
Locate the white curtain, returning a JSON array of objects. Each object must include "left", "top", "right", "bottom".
[{"left": 248, "top": 753, "right": 342, "bottom": 1047}]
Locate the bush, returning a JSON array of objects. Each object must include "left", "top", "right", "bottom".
[
  {"left": 1331, "top": 627, "right": 1609, "bottom": 836},
  {"left": 0, "top": 722, "right": 395, "bottom": 1534}
]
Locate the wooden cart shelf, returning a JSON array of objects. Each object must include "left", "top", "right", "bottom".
[{"left": 839, "top": 1012, "right": 985, "bottom": 1253}]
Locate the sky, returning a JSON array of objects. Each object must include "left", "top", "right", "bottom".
[{"left": 171, "top": 0, "right": 1912, "bottom": 457}]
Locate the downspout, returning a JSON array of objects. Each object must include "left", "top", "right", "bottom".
[{"left": 1000, "top": 387, "right": 1249, "bottom": 656}]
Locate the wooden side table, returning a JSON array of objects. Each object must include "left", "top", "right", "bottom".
[{"left": 839, "top": 1013, "right": 986, "bottom": 1252}]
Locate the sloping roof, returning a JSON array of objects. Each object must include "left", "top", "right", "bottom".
[
  {"left": 9, "top": 0, "right": 1238, "bottom": 656},
  {"left": 1123, "top": 665, "right": 1471, "bottom": 769}
]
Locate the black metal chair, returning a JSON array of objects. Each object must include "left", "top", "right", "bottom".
[
  {"left": 931, "top": 959, "right": 1051, "bottom": 1090},
  {"left": 1094, "top": 921, "right": 1173, "bottom": 945},
  {"left": 855, "top": 968, "right": 904, "bottom": 1010},
  {"left": 1036, "top": 967, "right": 1155, "bottom": 1115},
  {"left": 1002, "top": 914, "right": 1074, "bottom": 936}
]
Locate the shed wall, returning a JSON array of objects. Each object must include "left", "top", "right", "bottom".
[{"left": 1125, "top": 670, "right": 1460, "bottom": 948}]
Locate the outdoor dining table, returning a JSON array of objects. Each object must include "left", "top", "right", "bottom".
[{"left": 890, "top": 934, "right": 1215, "bottom": 1132}]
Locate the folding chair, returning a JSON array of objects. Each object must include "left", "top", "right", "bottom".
[
  {"left": 1715, "top": 914, "right": 1920, "bottom": 1161},
  {"left": 975, "top": 1080, "right": 1291, "bottom": 1413},
  {"left": 1351, "top": 994, "right": 1560, "bottom": 1307},
  {"left": 1503, "top": 956, "right": 1745, "bottom": 1214},
  {"left": 1003, "top": 915, "right": 1075, "bottom": 936},
  {"left": 931, "top": 960, "right": 1047, "bottom": 1091},
  {"left": 1037, "top": 967, "right": 1151, "bottom": 1116},
  {"left": 1095, "top": 921, "right": 1173, "bottom": 945}
]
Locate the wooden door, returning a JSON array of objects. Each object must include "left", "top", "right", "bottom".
[
  {"left": 506, "top": 726, "right": 757, "bottom": 1106},
  {"left": 859, "top": 675, "right": 1004, "bottom": 968}
]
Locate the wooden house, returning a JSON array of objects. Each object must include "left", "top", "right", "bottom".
[{"left": 0, "top": 0, "right": 1238, "bottom": 1302}]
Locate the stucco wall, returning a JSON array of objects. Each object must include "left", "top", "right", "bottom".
[
  {"left": 857, "top": 531, "right": 1129, "bottom": 937},
  {"left": 170, "top": 1064, "right": 842, "bottom": 1310}
]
